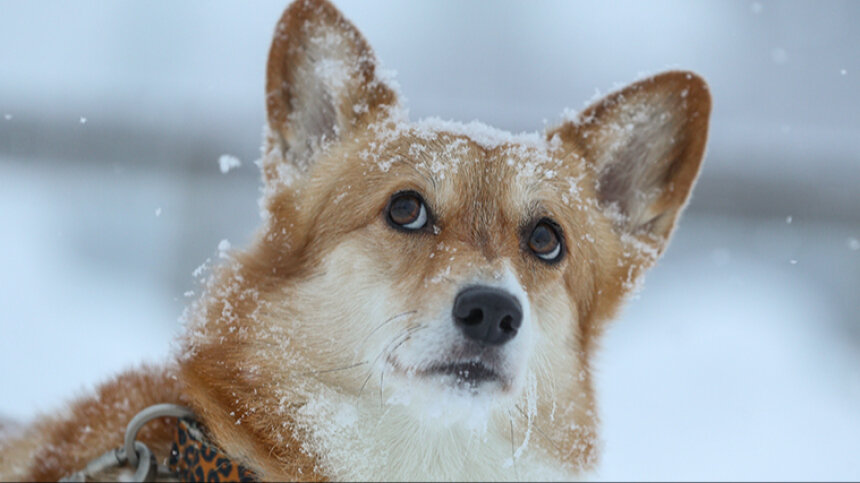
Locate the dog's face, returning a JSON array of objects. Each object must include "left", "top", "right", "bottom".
[
  {"left": 180, "top": 0, "right": 710, "bottom": 479},
  {"left": 263, "top": 124, "right": 592, "bottom": 416}
]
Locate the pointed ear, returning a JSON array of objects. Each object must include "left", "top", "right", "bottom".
[
  {"left": 550, "top": 71, "right": 711, "bottom": 247},
  {"left": 263, "top": 0, "right": 398, "bottom": 185}
]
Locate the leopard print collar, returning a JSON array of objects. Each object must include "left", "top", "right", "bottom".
[{"left": 168, "top": 418, "right": 257, "bottom": 482}]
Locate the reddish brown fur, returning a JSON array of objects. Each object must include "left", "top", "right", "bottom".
[{"left": 2, "top": 366, "right": 184, "bottom": 481}]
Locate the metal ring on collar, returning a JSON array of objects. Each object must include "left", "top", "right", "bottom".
[{"left": 123, "top": 403, "right": 196, "bottom": 467}]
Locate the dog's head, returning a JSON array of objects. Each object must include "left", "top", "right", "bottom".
[{"left": 180, "top": 0, "right": 710, "bottom": 479}]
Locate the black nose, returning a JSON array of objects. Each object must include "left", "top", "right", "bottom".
[{"left": 452, "top": 286, "right": 523, "bottom": 346}]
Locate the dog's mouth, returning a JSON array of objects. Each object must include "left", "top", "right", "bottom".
[
  {"left": 385, "top": 343, "right": 514, "bottom": 393},
  {"left": 422, "top": 360, "right": 502, "bottom": 388}
]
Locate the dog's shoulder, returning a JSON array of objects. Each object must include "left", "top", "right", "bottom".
[{"left": 0, "top": 365, "right": 184, "bottom": 482}]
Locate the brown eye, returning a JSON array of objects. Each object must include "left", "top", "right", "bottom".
[
  {"left": 528, "top": 219, "right": 563, "bottom": 262},
  {"left": 387, "top": 191, "right": 429, "bottom": 231}
]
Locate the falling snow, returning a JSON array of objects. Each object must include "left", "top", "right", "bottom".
[
  {"left": 217, "top": 239, "right": 231, "bottom": 259},
  {"left": 218, "top": 154, "right": 242, "bottom": 174}
]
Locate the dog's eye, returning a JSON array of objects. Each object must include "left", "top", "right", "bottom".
[
  {"left": 528, "top": 219, "right": 563, "bottom": 262},
  {"left": 387, "top": 191, "right": 428, "bottom": 231}
]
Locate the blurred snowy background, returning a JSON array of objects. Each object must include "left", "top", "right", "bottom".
[{"left": 1, "top": 0, "right": 858, "bottom": 480}]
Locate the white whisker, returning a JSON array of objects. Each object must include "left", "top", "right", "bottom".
[
  {"left": 358, "top": 310, "right": 418, "bottom": 351},
  {"left": 515, "top": 404, "right": 562, "bottom": 453},
  {"left": 508, "top": 409, "right": 520, "bottom": 480},
  {"left": 358, "top": 324, "right": 417, "bottom": 397},
  {"left": 299, "top": 360, "right": 368, "bottom": 376}
]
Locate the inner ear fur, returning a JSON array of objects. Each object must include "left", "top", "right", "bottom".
[
  {"left": 264, "top": 0, "right": 398, "bottom": 183},
  {"left": 550, "top": 71, "right": 711, "bottom": 244}
]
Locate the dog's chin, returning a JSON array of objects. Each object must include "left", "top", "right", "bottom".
[{"left": 382, "top": 360, "right": 518, "bottom": 430}]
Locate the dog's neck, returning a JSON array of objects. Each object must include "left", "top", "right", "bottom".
[{"left": 281, "top": 379, "right": 583, "bottom": 481}]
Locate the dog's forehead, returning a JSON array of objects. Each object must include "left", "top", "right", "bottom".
[{"left": 357, "top": 120, "right": 585, "bottom": 213}]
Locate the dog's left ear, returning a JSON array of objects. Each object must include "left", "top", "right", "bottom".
[
  {"left": 263, "top": 0, "right": 398, "bottom": 185},
  {"left": 550, "top": 71, "right": 711, "bottom": 250}
]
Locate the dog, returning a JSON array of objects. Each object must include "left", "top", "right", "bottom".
[{"left": 0, "top": 0, "right": 710, "bottom": 480}]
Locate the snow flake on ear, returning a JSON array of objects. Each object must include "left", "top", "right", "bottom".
[
  {"left": 616, "top": 231, "right": 663, "bottom": 296},
  {"left": 313, "top": 56, "right": 350, "bottom": 92}
]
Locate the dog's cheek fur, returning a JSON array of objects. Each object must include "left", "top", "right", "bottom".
[
  {"left": 177, "top": 202, "right": 451, "bottom": 481},
  {"left": 516, "top": 215, "right": 616, "bottom": 470},
  {"left": 519, "top": 277, "right": 599, "bottom": 470}
]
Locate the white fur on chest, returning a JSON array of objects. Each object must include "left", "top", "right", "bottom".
[{"left": 292, "top": 386, "right": 579, "bottom": 482}]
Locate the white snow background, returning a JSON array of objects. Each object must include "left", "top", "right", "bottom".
[{"left": 1, "top": 1, "right": 859, "bottom": 480}]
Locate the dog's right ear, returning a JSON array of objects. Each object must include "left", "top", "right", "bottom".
[
  {"left": 263, "top": 0, "right": 398, "bottom": 187},
  {"left": 549, "top": 71, "right": 710, "bottom": 251}
]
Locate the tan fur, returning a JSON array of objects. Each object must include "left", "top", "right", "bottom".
[{"left": 0, "top": 0, "right": 710, "bottom": 481}]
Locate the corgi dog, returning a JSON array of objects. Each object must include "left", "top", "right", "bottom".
[{"left": 0, "top": 0, "right": 710, "bottom": 481}]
